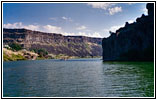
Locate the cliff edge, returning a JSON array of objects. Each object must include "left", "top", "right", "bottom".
[
  {"left": 3, "top": 28, "right": 102, "bottom": 58},
  {"left": 102, "top": 3, "right": 154, "bottom": 61}
]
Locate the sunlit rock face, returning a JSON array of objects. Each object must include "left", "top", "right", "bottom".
[
  {"left": 102, "top": 3, "right": 154, "bottom": 61},
  {"left": 3, "top": 28, "right": 102, "bottom": 57}
]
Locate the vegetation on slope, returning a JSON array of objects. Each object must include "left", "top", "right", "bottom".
[{"left": 3, "top": 48, "right": 26, "bottom": 61}]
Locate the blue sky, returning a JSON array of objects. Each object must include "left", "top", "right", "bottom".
[{"left": 3, "top": 3, "right": 147, "bottom": 38}]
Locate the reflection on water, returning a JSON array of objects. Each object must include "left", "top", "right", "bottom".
[
  {"left": 3, "top": 59, "right": 154, "bottom": 97},
  {"left": 102, "top": 62, "right": 154, "bottom": 97}
]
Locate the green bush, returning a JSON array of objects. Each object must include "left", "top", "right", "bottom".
[
  {"left": 32, "top": 48, "right": 48, "bottom": 57},
  {"left": 9, "top": 43, "right": 22, "bottom": 51}
]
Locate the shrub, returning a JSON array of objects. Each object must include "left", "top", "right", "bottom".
[
  {"left": 32, "top": 48, "right": 48, "bottom": 57},
  {"left": 9, "top": 43, "right": 23, "bottom": 51}
]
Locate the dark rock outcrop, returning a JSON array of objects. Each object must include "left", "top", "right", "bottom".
[
  {"left": 3, "top": 29, "right": 102, "bottom": 57},
  {"left": 102, "top": 3, "right": 154, "bottom": 61}
]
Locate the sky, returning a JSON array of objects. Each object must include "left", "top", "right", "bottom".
[{"left": 3, "top": 2, "right": 147, "bottom": 38}]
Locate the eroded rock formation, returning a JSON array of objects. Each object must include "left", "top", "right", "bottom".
[
  {"left": 3, "top": 29, "right": 102, "bottom": 57},
  {"left": 102, "top": 3, "right": 154, "bottom": 61}
]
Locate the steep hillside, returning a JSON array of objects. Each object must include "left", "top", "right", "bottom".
[
  {"left": 102, "top": 3, "right": 154, "bottom": 61},
  {"left": 3, "top": 28, "right": 102, "bottom": 57}
]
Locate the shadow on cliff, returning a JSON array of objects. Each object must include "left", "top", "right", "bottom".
[{"left": 102, "top": 3, "right": 154, "bottom": 62}]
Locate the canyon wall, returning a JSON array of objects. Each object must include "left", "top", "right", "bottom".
[
  {"left": 102, "top": 3, "right": 154, "bottom": 61},
  {"left": 3, "top": 28, "right": 102, "bottom": 57}
]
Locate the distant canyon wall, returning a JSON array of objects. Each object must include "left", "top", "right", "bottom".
[{"left": 3, "top": 28, "right": 102, "bottom": 57}]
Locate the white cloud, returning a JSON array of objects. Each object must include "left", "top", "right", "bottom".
[
  {"left": 4, "top": 22, "right": 23, "bottom": 28},
  {"left": 103, "top": 24, "right": 124, "bottom": 36},
  {"left": 63, "top": 32, "right": 101, "bottom": 38},
  {"left": 108, "top": 6, "right": 122, "bottom": 15},
  {"left": 24, "top": 25, "right": 39, "bottom": 30},
  {"left": 87, "top": 3, "right": 122, "bottom": 15},
  {"left": 42, "top": 25, "right": 62, "bottom": 33},
  {"left": 3, "top": 22, "right": 39, "bottom": 30},
  {"left": 62, "top": 16, "right": 73, "bottom": 22},
  {"left": 3, "top": 22, "right": 101, "bottom": 37},
  {"left": 110, "top": 24, "right": 124, "bottom": 32},
  {"left": 76, "top": 25, "right": 87, "bottom": 30},
  {"left": 49, "top": 17, "right": 57, "bottom": 21},
  {"left": 128, "top": 19, "right": 134, "bottom": 24},
  {"left": 50, "top": 16, "right": 73, "bottom": 22},
  {"left": 62, "top": 16, "right": 68, "bottom": 20},
  {"left": 87, "top": 3, "right": 115, "bottom": 10},
  {"left": 143, "top": 7, "right": 148, "bottom": 15},
  {"left": 3, "top": 22, "right": 62, "bottom": 33},
  {"left": 103, "top": 25, "right": 124, "bottom": 38},
  {"left": 91, "top": 32, "right": 101, "bottom": 37},
  {"left": 127, "top": 17, "right": 136, "bottom": 24}
]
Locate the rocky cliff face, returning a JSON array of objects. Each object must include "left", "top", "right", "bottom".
[
  {"left": 102, "top": 3, "right": 154, "bottom": 61},
  {"left": 3, "top": 29, "right": 102, "bottom": 57}
]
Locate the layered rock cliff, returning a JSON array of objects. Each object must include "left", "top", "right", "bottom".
[
  {"left": 102, "top": 3, "right": 154, "bottom": 61},
  {"left": 3, "top": 29, "right": 102, "bottom": 57}
]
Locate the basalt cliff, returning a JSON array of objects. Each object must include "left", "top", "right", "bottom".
[
  {"left": 102, "top": 3, "right": 154, "bottom": 61},
  {"left": 3, "top": 28, "right": 102, "bottom": 58}
]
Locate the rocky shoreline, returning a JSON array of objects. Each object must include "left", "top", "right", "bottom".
[{"left": 3, "top": 48, "right": 101, "bottom": 61}]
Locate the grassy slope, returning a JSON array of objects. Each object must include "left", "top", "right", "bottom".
[{"left": 3, "top": 50, "right": 26, "bottom": 61}]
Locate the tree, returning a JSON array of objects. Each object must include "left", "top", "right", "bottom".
[
  {"left": 32, "top": 48, "right": 48, "bottom": 57},
  {"left": 9, "top": 43, "right": 22, "bottom": 51}
]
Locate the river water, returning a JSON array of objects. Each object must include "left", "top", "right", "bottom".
[{"left": 3, "top": 58, "right": 154, "bottom": 97}]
